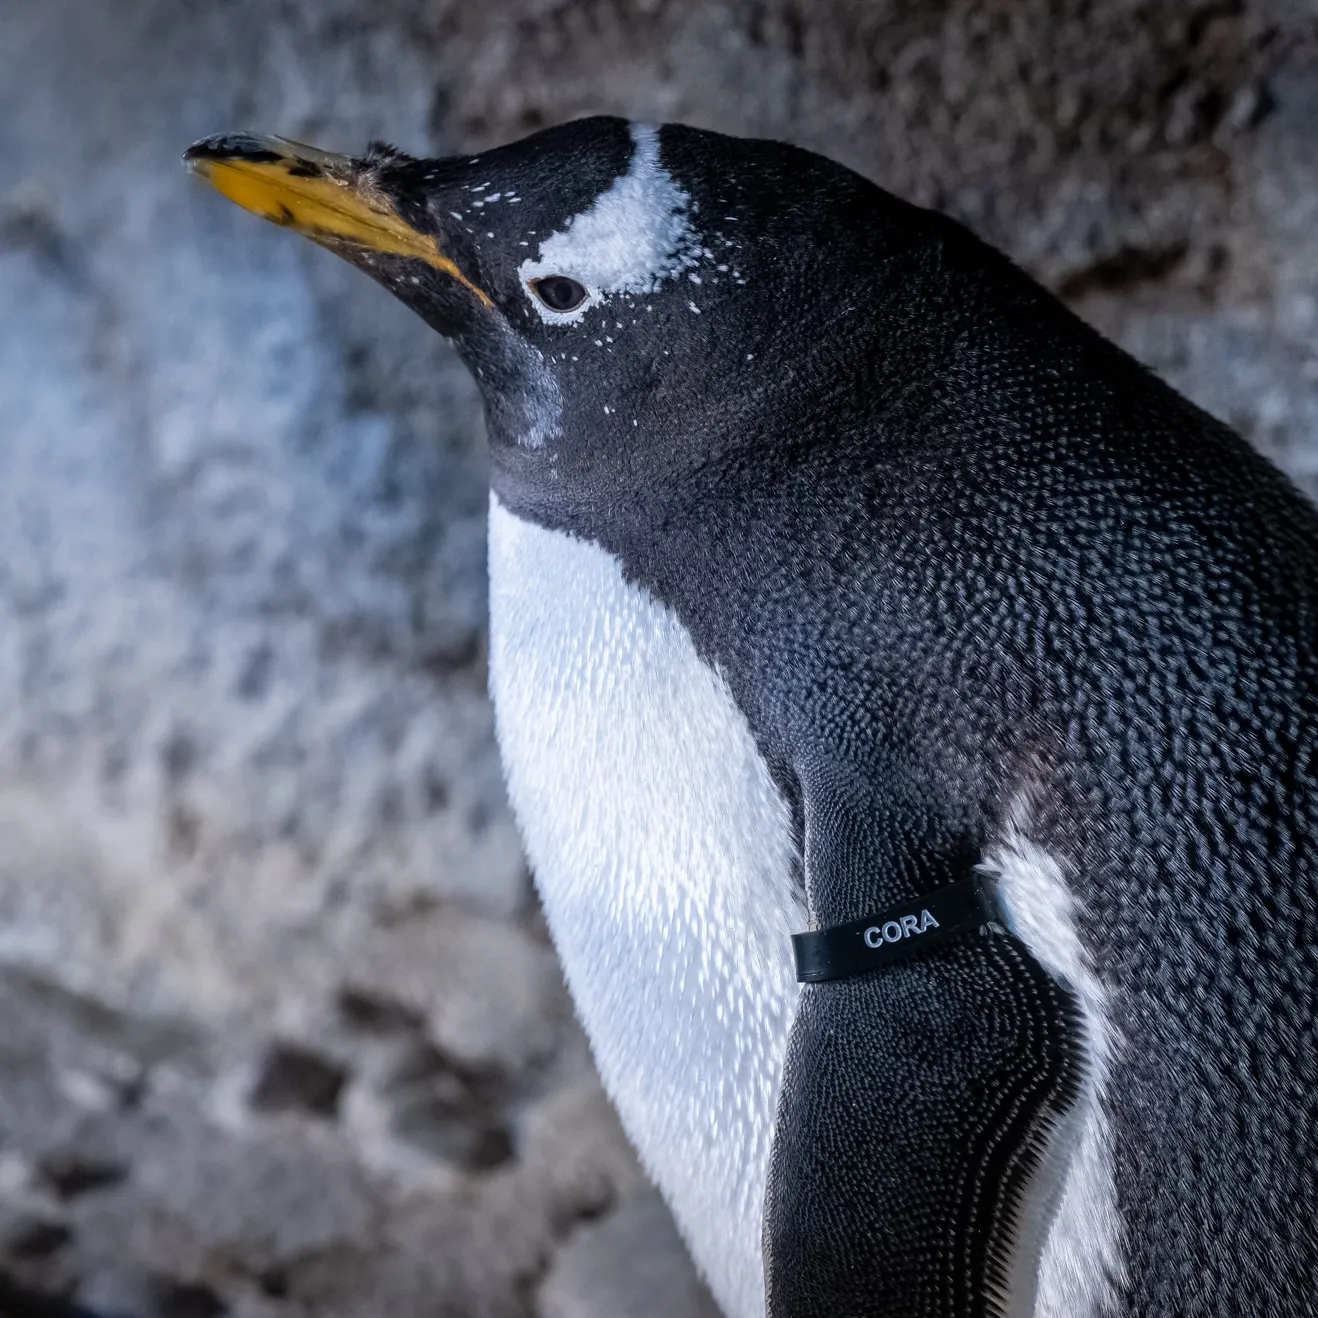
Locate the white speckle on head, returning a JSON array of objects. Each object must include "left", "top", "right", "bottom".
[
  {"left": 979, "top": 806, "right": 1126, "bottom": 1318},
  {"left": 449, "top": 211, "right": 463, "bottom": 220},
  {"left": 688, "top": 301, "right": 701, "bottom": 314},
  {"left": 518, "top": 123, "right": 702, "bottom": 325},
  {"left": 488, "top": 499, "right": 803, "bottom": 1318}
]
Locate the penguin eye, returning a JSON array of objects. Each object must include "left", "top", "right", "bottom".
[{"left": 530, "top": 275, "right": 589, "bottom": 313}]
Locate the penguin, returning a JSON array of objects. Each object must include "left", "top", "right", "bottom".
[{"left": 184, "top": 118, "right": 1318, "bottom": 1318}]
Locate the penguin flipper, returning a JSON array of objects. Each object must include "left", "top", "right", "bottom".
[{"left": 764, "top": 933, "right": 1079, "bottom": 1318}]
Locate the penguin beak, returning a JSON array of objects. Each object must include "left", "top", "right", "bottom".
[{"left": 183, "top": 132, "right": 492, "bottom": 309}]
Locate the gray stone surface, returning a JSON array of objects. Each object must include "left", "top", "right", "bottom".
[
  {"left": 538, "top": 1191, "right": 722, "bottom": 1318},
  {"left": 1, "top": 1, "right": 1316, "bottom": 1315}
]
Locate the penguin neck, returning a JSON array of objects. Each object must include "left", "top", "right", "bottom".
[{"left": 485, "top": 228, "right": 965, "bottom": 533}]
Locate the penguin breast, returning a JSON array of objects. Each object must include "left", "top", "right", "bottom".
[{"left": 487, "top": 494, "right": 804, "bottom": 1318}]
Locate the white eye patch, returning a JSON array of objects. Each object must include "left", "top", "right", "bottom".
[{"left": 519, "top": 123, "right": 702, "bottom": 325}]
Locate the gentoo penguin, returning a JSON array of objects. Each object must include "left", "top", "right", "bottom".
[{"left": 185, "top": 118, "right": 1318, "bottom": 1318}]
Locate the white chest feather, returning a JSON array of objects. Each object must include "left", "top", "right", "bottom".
[{"left": 488, "top": 495, "right": 803, "bottom": 1318}]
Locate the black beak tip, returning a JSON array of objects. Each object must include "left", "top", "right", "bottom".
[{"left": 183, "top": 132, "right": 283, "bottom": 168}]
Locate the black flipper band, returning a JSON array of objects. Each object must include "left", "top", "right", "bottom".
[{"left": 792, "top": 874, "right": 1002, "bottom": 983}]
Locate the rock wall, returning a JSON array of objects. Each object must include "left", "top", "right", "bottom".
[{"left": 0, "top": 1, "right": 1314, "bottom": 1315}]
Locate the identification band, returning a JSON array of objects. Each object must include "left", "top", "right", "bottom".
[{"left": 792, "top": 874, "right": 1002, "bottom": 983}]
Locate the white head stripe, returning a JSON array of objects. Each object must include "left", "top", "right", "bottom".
[{"left": 519, "top": 123, "right": 701, "bottom": 323}]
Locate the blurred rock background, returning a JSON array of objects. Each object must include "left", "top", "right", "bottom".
[{"left": 0, "top": 1, "right": 1314, "bottom": 1314}]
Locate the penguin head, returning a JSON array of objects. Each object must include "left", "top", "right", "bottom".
[{"left": 186, "top": 117, "right": 931, "bottom": 520}]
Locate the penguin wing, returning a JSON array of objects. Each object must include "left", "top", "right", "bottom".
[{"left": 764, "top": 931, "right": 1078, "bottom": 1317}]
